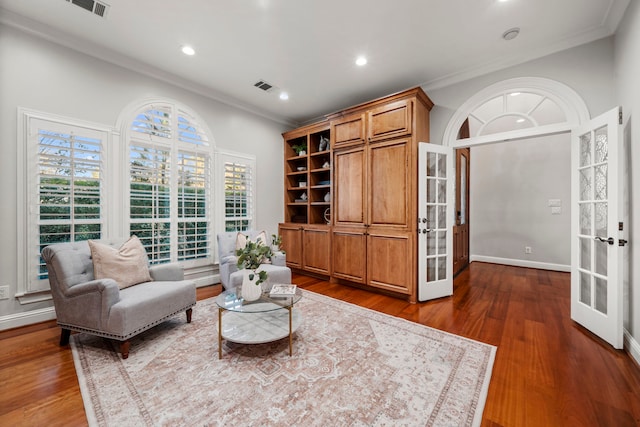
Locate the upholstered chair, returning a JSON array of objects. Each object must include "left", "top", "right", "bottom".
[
  {"left": 217, "top": 230, "right": 291, "bottom": 291},
  {"left": 41, "top": 237, "right": 196, "bottom": 359}
]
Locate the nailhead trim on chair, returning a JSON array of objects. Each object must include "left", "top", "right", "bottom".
[{"left": 58, "top": 302, "right": 196, "bottom": 340}]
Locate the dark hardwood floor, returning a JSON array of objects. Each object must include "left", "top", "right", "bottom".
[{"left": 1, "top": 262, "right": 639, "bottom": 426}]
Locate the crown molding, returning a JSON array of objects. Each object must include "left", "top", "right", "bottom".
[{"left": 603, "top": 0, "right": 631, "bottom": 33}]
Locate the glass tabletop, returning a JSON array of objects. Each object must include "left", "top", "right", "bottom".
[{"left": 215, "top": 288, "right": 303, "bottom": 313}]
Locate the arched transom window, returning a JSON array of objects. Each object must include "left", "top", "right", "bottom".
[{"left": 464, "top": 91, "right": 567, "bottom": 138}]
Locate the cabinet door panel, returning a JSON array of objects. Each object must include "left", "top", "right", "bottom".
[
  {"left": 331, "top": 113, "right": 365, "bottom": 148},
  {"left": 279, "top": 224, "right": 302, "bottom": 268},
  {"left": 303, "top": 227, "right": 331, "bottom": 274},
  {"left": 334, "top": 147, "right": 366, "bottom": 225},
  {"left": 367, "top": 231, "right": 413, "bottom": 294},
  {"left": 332, "top": 229, "right": 366, "bottom": 283},
  {"left": 368, "top": 100, "right": 412, "bottom": 142},
  {"left": 369, "top": 139, "right": 410, "bottom": 227}
]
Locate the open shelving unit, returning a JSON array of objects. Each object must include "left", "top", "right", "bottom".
[{"left": 283, "top": 123, "right": 331, "bottom": 224}]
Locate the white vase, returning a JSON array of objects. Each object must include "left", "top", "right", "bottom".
[{"left": 241, "top": 269, "right": 263, "bottom": 302}]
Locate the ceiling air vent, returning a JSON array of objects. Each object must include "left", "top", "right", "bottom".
[
  {"left": 66, "top": 0, "right": 110, "bottom": 18},
  {"left": 254, "top": 80, "right": 274, "bottom": 92}
]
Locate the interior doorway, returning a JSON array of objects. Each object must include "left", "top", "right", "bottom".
[
  {"left": 443, "top": 77, "right": 628, "bottom": 350},
  {"left": 453, "top": 120, "right": 470, "bottom": 276},
  {"left": 445, "top": 77, "right": 589, "bottom": 272}
]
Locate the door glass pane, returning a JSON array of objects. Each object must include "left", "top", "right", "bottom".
[
  {"left": 427, "top": 257, "right": 435, "bottom": 282},
  {"left": 579, "top": 169, "right": 592, "bottom": 201},
  {"left": 427, "top": 178, "right": 438, "bottom": 203},
  {"left": 594, "top": 165, "right": 607, "bottom": 200},
  {"left": 580, "top": 271, "right": 591, "bottom": 305},
  {"left": 594, "top": 201, "right": 608, "bottom": 276},
  {"left": 437, "top": 178, "right": 446, "bottom": 203},
  {"left": 580, "top": 132, "right": 591, "bottom": 167},
  {"left": 594, "top": 125, "right": 608, "bottom": 163},
  {"left": 438, "top": 231, "right": 446, "bottom": 254},
  {"left": 595, "top": 277, "right": 608, "bottom": 314},
  {"left": 461, "top": 156, "right": 467, "bottom": 225},
  {"left": 579, "top": 203, "right": 591, "bottom": 235},
  {"left": 595, "top": 202, "right": 607, "bottom": 236},
  {"left": 427, "top": 178, "right": 436, "bottom": 203},
  {"left": 579, "top": 237, "right": 591, "bottom": 270},
  {"left": 427, "top": 152, "right": 437, "bottom": 177},
  {"left": 438, "top": 154, "right": 446, "bottom": 178},
  {"left": 427, "top": 206, "right": 436, "bottom": 230},
  {"left": 427, "top": 232, "right": 435, "bottom": 256},
  {"left": 438, "top": 206, "right": 446, "bottom": 228},
  {"left": 438, "top": 256, "right": 446, "bottom": 280},
  {"left": 595, "top": 239, "right": 608, "bottom": 276}
]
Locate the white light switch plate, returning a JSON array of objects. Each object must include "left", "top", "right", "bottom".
[
  {"left": 551, "top": 206, "right": 562, "bottom": 215},
  {"left": 548, "top": 199, "right": 562, "bottom": 207}
]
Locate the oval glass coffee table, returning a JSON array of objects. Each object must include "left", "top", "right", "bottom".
[{"left": 215, "top": 288, "right": 303, "bottom": 359}]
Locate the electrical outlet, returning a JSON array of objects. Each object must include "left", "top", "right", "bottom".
[
  {"left": 525, "top": 246, "right": 532, "bottom": 254},
  {"left": 0, "top": 285, "right": 9, "bottom": 300}
]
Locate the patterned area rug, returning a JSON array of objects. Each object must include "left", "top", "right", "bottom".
[{"left": 71, "top": 290, "right": 496, "bottom": 426}]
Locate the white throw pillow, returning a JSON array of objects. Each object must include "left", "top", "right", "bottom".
[
  {"left": 235, "top": 230, "right": 267, "bottom": 250},
  {"left": 89, "top": 235, "right": 152, "bottom": 289}
]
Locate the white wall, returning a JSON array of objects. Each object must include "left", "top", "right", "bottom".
[
  {"left": 428, "top": 37, "right": 617, "bottom": 146},
  {"left": 614, "top": 0, "right": 640, "bottom": 355},
  {"left": 470, "top": 134, "right": 571, "bottom": 268},
  {"left": 0, "top": 24, "right": 288, "bottom": 326}
]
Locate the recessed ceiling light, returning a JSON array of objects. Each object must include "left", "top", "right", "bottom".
[
  {"left": 502, "top": 27, "right": 520, "bottom": 41},
  {"left": 355, "top": 56, "right": 367, "bottom": 66},
  {"left": 516, "top": 118, "right": 525, "bottom": 123},
  {"left": 279, "top": 92, "right": 289, "bottom": 101},
  {"left": 510, "top": 92, "right": 521, "bottom": 96},
  {"left": 181, "top": 45, "right": 195, "bottom": 56}
]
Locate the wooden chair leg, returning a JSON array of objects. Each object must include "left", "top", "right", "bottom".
[
  {"left": 120, "top": 340, "right": 130, "bottom": 359},
  {"left": 59, "top": 328, "right": 71, "bottom": 346},
  {"left": 186, "top": 308, "right": 193, "bottom": 323}
]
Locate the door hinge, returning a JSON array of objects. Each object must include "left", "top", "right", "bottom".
[
  {"left": 619, "top": 107, "right": 623, "bottom": 125},
  {"left": 619, "top": 222, "right": 624, "bottom": 231}
]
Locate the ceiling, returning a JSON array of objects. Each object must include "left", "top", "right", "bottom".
[{"left": 0, "top": 0, "right": 630, "bottom": 126}]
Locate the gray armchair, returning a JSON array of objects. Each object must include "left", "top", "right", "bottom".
[
  {"left": 217, "top": 231, "right": 290, "bottom": 290},
  {"left": 41, "top": 239, "right": 196, "bottom": 359}
]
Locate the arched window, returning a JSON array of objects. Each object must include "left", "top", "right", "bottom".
[
  {"left": 466, "top": 91, "right": 566, "bottom": 137},
  {"left": 128, "top": 102, "right": 214, "bottom": 266},
  {"left": 444, "top": 77, "right": 590, "bottom": 148}
]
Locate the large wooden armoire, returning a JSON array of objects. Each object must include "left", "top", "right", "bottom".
[{"left": 279, "top": 87, "right": 433, "bottom": 302}]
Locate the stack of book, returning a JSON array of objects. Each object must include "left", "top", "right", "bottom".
[{"left": 269, "top": 284, "right": 297, "bottom": 298}]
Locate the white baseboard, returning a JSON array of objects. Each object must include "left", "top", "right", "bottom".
[
  {"left": 0, "top": 306, "right": 57, "bottom": 331},
  {"left": 193, "top": 274, "right": 220, "bottom": 287},
  {"left": 624, "top": 329, "right": 640, "bottom": 366},
  {"left": 470, "top": 255, "right": 570, "bottom": 272}
]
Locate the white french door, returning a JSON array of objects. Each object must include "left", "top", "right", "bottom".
[
  {"left": 418, "top": 143, "right": 454, "bottom": 301},
  {"left": 571, "top": 107, "right": 626, "bottom": 349}
]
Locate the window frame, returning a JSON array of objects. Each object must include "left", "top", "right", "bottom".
[
  {"left": 17, "top": 108, "right": 112, "bottom": 303},
  {"left": 219, "top": 150, "right": 257, "bottom": 235}
]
